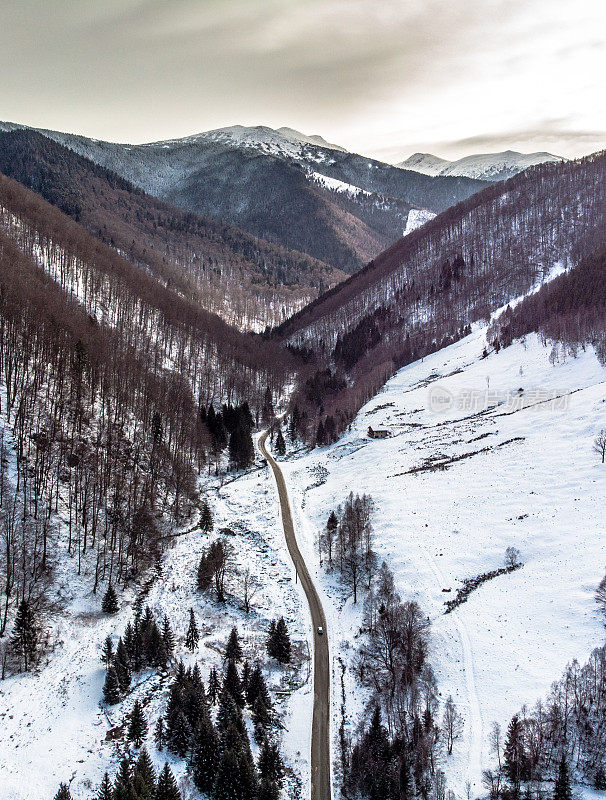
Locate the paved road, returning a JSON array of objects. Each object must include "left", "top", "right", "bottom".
[{"left": 258, "top": 430, "right": 331, "bottom": 800}]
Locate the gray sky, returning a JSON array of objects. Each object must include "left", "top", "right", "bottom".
[{"left": 1, "top": 0, "right": 605, "bottom": 161}]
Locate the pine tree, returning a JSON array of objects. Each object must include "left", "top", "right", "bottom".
[
  {"left": 161, "top": 615, "right": 174, "bottom": 658},
  {"left": 229, "top": 423, "right": 254, "bottom": 470},
  {"left": 101, "top": 635, "right": 114, "bottom": 668},
  {"left": 246, "top": 662, "right": 271, "bottom": 710},
  {"left": 185, "top": 609, "right": 199, "bottom": 652},
  {"left": 274, "top": 427, "right": 286, "bottom": 456},
  {"left": 101, "top": 583, "right": 119, "bottom": 613},
  {"left": 127, "top": 699, "right": 148, "bottom": 747},
  {"left": 113, "top": 757, "right": 133, "bottom": 800},
  {"left": 215, "top": 747, "right": 259, "bottom": 800},
  {"left": 225, "top": 626, "right": 243, "bottom": 662},
  {"left": 262, "top": 386, "right": 274, "bottom": 423},
  {"left": 154, "top": 717, "right": 165, "bottom": 751},
  {"left": 53, "top": 783, "right": 72, "bottom": 800},
  {"left": 258, "top": 739, "right": 284, "bottom": 800},
  {"left": 155, "top": 763, "right": 181, "bottom": 800},
  {"left": 166, "top": 709, "right": 191, "bottom": 758},
  {"left": 114, "top": 638, "right": 132, "bottom": 693},
  {"left": 103, "top": 666, "right": 121, "bottom": 704},
  {"left": 504, "top": 715, "right": 526, "bottom": 795},
  {"left": 200, "top": 500, "right": 214, "bottom": 533},
  {"left": 267, "top": 617, "right": 291, "bottom": 663},
  {"left": 223, "top": 658, "right": 245, "bottom": 707},
  {"left": 94, "top": 772, "right": 113, "bottom": 800},
  {"left": 11, "top": 598, "right": 38, "bottom": 671},
  {"left": 188, "top": 713, "right": 220, "bottom": 795},
  {"left": 133, "top": 748, "right": 156, "bottom": 800},
  {"left": 208, "top": 667, "right": 220, "bottom": 705},
  {"left": 595, "top": 764, "right": 606, "bottom": 791},
  {"left": 553, "top": 755, "right": 572, "bottom": 800}
]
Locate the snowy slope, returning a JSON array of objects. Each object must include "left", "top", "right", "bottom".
[
  {"left": 277, "top": 327, "right": 606, "bottom": 797},
  {"left": 398, "top": 150, "right": 564, "bottom": 181},
  {"left": 0, "top": 459, "right": 311, "bottom": 800},
  {"left": 403, "top": 208, "right": 437, "bottom": 235}
]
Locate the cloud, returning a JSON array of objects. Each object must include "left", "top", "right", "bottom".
[{"left": 0, "top": 0, "right": 604, "bottom": 158}]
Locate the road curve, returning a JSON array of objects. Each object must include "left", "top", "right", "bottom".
[{"left": 258, "top": 430, "right": 331, "bottom": 800}]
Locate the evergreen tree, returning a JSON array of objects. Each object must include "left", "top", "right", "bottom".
[
  {"left": 161, "top": 615, "right": 174, "bottom": 658},
  {"left": 94, "top": 772, "right": 113, "bottom": 800},
  {"left": 101, "top": 583, "right": 119, "bottom": 614},
  {"left": 101, "top": 635, "right": 114, "bottom": 668},
  {"left": 241, "top": 660, "right": 251, "bottom": 693},
  {"left": 225, "top": 626, "right": 243, "bottom": 662},
  {"left": 133, "top": 748, "right": 156, "bottom": 800},
  {"left": 208, "top": 667, "right": 220, "bottom": 705},
  {"left": 504, "top": 715, "right": 526, "bottom": 795},
  {"left": 200, "top": 500, "right": 214, "bottom": 533},
  {"left": 258, "top": 739, "right": 283, "bottom": 800},
  {"left": 154, "top": 717, "right": 165, "bottom": 751},
  {"left": 114, "top": 638, "right": 132, "bottom": 693},
  {"left": 267, "top": 617, "right": 291, "bottom": 663},
  {"left": 274, "top": 427, "right": 286, "bottom": 456},
  {"left": 262, "top": 386, "right": 274, "bottom": 424},
  {"left": 53, "top": 783, "right": 72, "bottom": 800},
  {"left": 166, "top": 709, "right": 191, "bottom": 758},
  {"left": 11, "top": 598, "right": 38, "bottom": 671},
  {"left": 217, "top": 687, "right": 246, "bottom": 740},
  {"left": 189, "top": 714, "right": 220, "bottom": 795},
  {"left": 223, "top": 658, "right": 245, "bottom": 707},
  {"left": 113, "top": 757, "right": 134, "bottom": 800},
  {"left": 155, "top": 763, "right": 180, "bottom": 800},
  {"left": 229, "top": 423, "right": 254, "bottom": 471},
  {"left": 103, "top": 666, "right": 121, "bottom": 705},
  {"left": 185, "top": 609, "right": 199, "bottom": 652},
  {"left": 246, "top": 663, "right": 271, "bottom": 711},
  {"left": 553, "top": 755, "right": 572, "bottom": 800},
  {"left": 595, "top": 764, "right": 606, "bottom": 791},
  {"left": 215, "top": 747, "right": 259, "bottom": 800},
  {"left": 127, "top": 699, "right": 148, "bottom": 747}
]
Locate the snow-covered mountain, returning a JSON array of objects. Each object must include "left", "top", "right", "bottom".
[
  {"left": 0, "top": 120, "right": 485, "bottom": 274},
  {"left": 398, "top": 149, "right": 565, "bottom": 181}
]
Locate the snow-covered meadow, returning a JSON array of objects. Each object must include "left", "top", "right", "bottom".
[{"left": 277, "top": 327, "right": 606, "bottom": 797}]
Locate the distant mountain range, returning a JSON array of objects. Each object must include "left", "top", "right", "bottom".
[
  {"left": 398, "top": 149, "right": 565, "bottom": 182},
  {"left": 0, "top": 121, "right": 485, "bottom": 274}
]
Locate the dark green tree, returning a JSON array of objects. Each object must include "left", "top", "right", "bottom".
[
  {"left": 208, "top": 667, "right": 220, "bottom": 705},
  {"left": 101, "top": 635, "right": 114, "bottom": 668},
  {"left": 133, "top": 748, "right": 156, "bottom": 800},
  {"left": 504, "top": 715, "right": 526, "bottom": 796},
  {"left": 154, "top": 717, "right": 165, "bottom": 751},
  {"left": 114, "top": 638, "right": 132, "bottom": 693},
  {"left": 225, "top": 626, "right": 243, "bottom": 662},
  {"left": 155, "top": 763, "right": 180, "bottom": 800},
  {"left": 229, "top": 423, "right": 255, "bottom": 470},
  {"left": 188, "top": 714, "right": 220, "bottom": 795},
  {"left": 103, "top": 666, "right": 121, "bottom": 705},
  {"left": 94, "top": 772, "right": 113, "bottom": 800},
  {"left": 267, "top": 617, "right": 291, "bottom": 664},
  {"left": 595, "top": 764, "right": 606, "bottom": 791},
  {"left": 258, "top": 739, "right": 284, "bottom": 800},
  {"left": 553, "top": 755, "right": 572, "bottom": 800},
  {"left": 101, "top": 583, "right": 119, "bottom": 613},
  {"left": 185, "top": 608, "right": 199, "bottom": 652},
  {"left": 53, "top": 783, "right": 72, "bottom": 800},
  {"left": 274, "top": 427, "right": 286, "bottom": 456},
  {"left": 161, "top": 615, "right": 174, "bottom": 657},
  {"left": 127, "top": 699, "right": 148, "bottom": 747},
  {"left": 223, "top": 658, "right": 245, "bottom": 708},
  {"left": 113, "top": 757, "right": 134, "bottom": 800},
  {"left": 200, "top": 500, "right": 214, "bottom": 533},
  {"left": 11, "top": 598, "right": 38, "bottom": 671}
]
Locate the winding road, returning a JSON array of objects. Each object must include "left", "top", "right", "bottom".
[{"left": 258, "top": 430, "right": 332, "bottom": 800}]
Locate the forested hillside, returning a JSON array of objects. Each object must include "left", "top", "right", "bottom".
[
  {"left": 0, "top": 172, "right": 300, "bottom": 668},
  {"left": 276, "top": 152, "right": 606, "bottom": 442},
  {"left": 0, "top": 129, "right": 344, "bottom": 330},
  {"left": 0, "top": 122, "right": 486, "bottom": 275}
]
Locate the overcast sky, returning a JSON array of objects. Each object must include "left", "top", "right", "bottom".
[{"left": 1, "top": 0, "right": 605, "bottom": 162}]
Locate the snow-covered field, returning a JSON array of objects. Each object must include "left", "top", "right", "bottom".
[
  {"left": 0, "top": 463, "right": 311, "bottom": 800},
  {"left": 277, "top": 327, "right": 606, "bottom": 797}
]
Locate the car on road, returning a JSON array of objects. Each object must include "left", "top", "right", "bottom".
[{"left": 317, "top": 626, "right": 324, "bottom": 635}]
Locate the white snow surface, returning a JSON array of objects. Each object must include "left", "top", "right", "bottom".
[
  {"left": 277, "top": 328, "right": 605, "bottom": 797},
  {"left": 0, "top": 462, "right": 311, "bottom": 800},
  {"left": 404, "top": 208, "right": 437, "bottom": 235},
  {"left": 398, "top": 150, "right": 565, "bottom": 181}
]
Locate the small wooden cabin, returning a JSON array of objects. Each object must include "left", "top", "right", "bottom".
[{"left": 368, "top": 426, "right": 390, "bottom": 439}]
